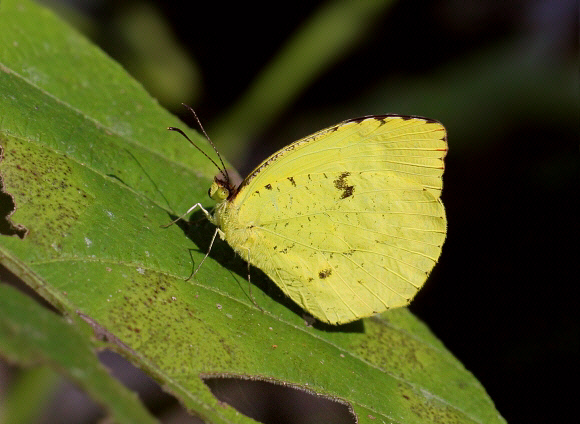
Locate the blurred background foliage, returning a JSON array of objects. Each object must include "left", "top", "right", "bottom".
[{"left": 3, "top": 0, "right": 577, "bottom": 423}]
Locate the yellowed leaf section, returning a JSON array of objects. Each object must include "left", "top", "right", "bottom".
[{"left": 218, "top": 116, "right": 447, "bottom": 324}]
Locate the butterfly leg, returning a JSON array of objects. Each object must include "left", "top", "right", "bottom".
[
  {"left": 161, "top": 203, "right": 215, "bottom": 228},
  {"left": 188, "top": 226, "right": 223, "bottom": 281},
  {"left": 242, "top": 247, "right": 264, "bottom": 313}
]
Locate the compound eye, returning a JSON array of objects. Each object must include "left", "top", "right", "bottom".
[{"left": 208, "top": 181, "right": 229, "bottom": 201}]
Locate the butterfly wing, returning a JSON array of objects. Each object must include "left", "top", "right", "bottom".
[{"left": 220, "top": 116, "right": 447, "bottom": 324}]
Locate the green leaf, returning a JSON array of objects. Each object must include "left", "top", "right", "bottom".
[
  {"left": 0, "top": 284, "right": 157, "bottom": 424},
  {"left": 0, "top": 1, "right": 506, "bottom": 423}
]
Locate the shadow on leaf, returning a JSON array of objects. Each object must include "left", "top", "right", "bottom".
[{"left": 168, "top": 208, "right": 365, "bottom": 333}]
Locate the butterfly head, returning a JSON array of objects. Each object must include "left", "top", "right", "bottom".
[{"left": 209, "top": 177, "right": 235, "bottom": 203}]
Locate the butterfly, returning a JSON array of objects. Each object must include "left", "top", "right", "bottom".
[{"left": 170, "top": 106, "right": 447, "bottom": 325}]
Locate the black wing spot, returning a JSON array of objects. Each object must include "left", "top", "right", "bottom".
[
  {"left": 333, "top": 172, "right": 354, "bottom": 199},
  {"left": 265, "top": 184, "right": 273, "bottom": 190},
  {"left": 287, "top": 177, "right": 296, "bottom": 187},
  {"left": 318, "top": 269, "right": 332, "bottom": 279}
]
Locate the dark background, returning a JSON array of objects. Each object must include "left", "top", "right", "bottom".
[{"left": 7, "top": 0, "right": 579, "bottom": 423}]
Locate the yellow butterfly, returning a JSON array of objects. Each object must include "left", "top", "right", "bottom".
[{"left": 171, "top": 108, "right": 447, "bottom": 325}]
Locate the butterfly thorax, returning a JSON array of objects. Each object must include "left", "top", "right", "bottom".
[{"left": 209, "top": 178, "right": 262, "bottom": 266}]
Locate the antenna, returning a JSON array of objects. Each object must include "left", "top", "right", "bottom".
[{"left": 168, "top": 104, "right": 229, "bottom": 185}]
